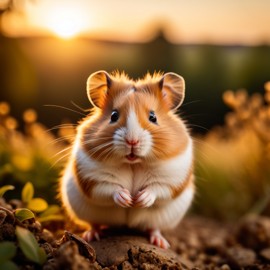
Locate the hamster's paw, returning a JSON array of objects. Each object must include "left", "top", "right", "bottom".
[
  {"left": 82, "top": 228, "right": 100, "bottom": 242},
  {"left": 113, "top": 188, "right": 133, "bottom": 208},
  {"left": 149, "top": 229, "right": 170, "bottom": 249},
  {"left": 133, "top": 189, "right": 156, "bottom": 208}
]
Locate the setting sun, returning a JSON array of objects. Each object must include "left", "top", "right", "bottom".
[
  {"left": 45, "top": 4, "right": 86, "bottom": 39},
  {"left": 27, "top": 1, "right": 91, "bottom": 39}
]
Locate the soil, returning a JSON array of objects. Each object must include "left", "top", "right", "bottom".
[{"left": 0, "top": 198, "right": 270, "bottom": 270}]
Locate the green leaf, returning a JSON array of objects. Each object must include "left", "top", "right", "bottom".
[
  {"left": 27, "top": 198, "right": 48, "bottom": 213},
  {"left": 14, "top": 208, "right": 35, "bottom": 222},
  {"left": 0, "top": 242, "right": 17, "bottom": 263},
  {"left": 38, "top": 204, "right": 64, "bottom": 223},
  {"left": 39, "top": 205, "right": 61, "bottom": 217},
  {"left": 0, "top": 185, "right": 15, "bottom": 197},
  {"left": 22, "top": 182, "right": 34, "bottom": 203},
  {"left": 37, "top": 247, "right": 47, "bottom": 264},
  {"left": 15, "top": 226, "right": 47, "bottom": 265},
  {"left": 38, "top": 214, "right": 65, "bottom": 223},
  {"left": 0, "top": 261, "right": 19, "bottom": 270}
]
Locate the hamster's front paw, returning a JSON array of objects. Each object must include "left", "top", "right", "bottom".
[
  {"left": 133, "top": 189, "right": 156, "bottom": 208},
  {"left": 113, "top": 188, "right": 133, "bottom": 208}
]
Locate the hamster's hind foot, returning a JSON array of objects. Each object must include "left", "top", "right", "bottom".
[
  {"left": 148, "top": 229, "right": 170, "bottom": 249},
  {"left": 82, "top": 224, "right": 103, "bottom": 242}
]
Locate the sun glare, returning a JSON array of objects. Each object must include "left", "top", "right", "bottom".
[{"left": 38, "top": 2, "right": 88, "bottom": 39}]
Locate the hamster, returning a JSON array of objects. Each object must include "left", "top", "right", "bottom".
[{"left": 60, "top": 70, "right": 194, "bottom": 249}]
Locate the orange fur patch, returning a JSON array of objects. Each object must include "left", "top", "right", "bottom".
[
  {"left": 170, "top": 167, "right": 194, "bottom": 199},
  {"left": 73, "top": 161, "right": 97, "bottom": 198}
]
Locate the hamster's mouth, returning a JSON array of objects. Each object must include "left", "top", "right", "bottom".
[{"left": 126, "top": 152, "right": 138, "bottom": 162}]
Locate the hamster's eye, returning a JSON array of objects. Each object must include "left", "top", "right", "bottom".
[
  {"left": 149, "top": 111, "right": 157, "bottom": 124},
  {"left": 110, "top": 110, "right": 119, "bottom": 123}
]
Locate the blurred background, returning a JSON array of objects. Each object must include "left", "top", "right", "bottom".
[
  {"left": 1, "top": 0, "right": 270, "bottom": 131},
  {"left": 0, "top": 0, "right": 269, "bottom": 220}
]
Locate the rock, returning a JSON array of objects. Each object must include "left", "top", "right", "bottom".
[
  {"left": 0, "top": 198, "right": 13, "bottom": 211},
  {"left": 62, "top": 231, "right": 96, "bottom": 262},
  {"left": 225, "top": 246, "right": 256, "bottom": 268},
  {"left": 235, "top": 215, "right": 270, "bottom": 250},
  {"left": 220, "top": 264, "right": 231, "bottom": 270},
  {"left": 0, "top": 223, "right": 16, "bottom": 241},
  {"left": 129, "top": 245, "right": 185, "bottom": 269},
  {"left": 120, "top": 261, "right": 133, "bottom": 270},
  {"left": 0, "top": 206, "right": 15, "bottom": 224},
  {"left": 90, "top": 234, "right": 185, "bottom": 269},
  {"left": 260, "top": 248, "right": 270, "bottom": 261},
  {"left": 44, "top": 241, "right": 93, "bottom": 270},
  {"left": 39, "top": 228, "right": 55, "bottom": 243}
]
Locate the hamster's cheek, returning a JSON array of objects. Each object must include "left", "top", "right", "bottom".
[
  {"left": 113, "top": 127, "right": 128, "bottom": 155},
  {"left": 136, "top": 130, "right": 152, "bottom": 156}
]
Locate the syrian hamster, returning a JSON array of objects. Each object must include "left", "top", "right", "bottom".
[{"left": 60, "top": 70, "right": 194, "bottom": 248}]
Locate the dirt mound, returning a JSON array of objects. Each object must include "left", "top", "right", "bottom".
[{"left": 0, "top": 197, "right": 270, "bottom": 269}]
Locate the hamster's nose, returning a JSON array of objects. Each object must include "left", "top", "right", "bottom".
[{"left": 126, "top": 139, "right": 139, "bottom": 146}]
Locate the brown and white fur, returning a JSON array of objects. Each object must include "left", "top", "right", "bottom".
[{"left": 60, "top": 70, "right": 194, "bottom": 249}]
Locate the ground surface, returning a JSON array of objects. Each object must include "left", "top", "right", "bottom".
[{"left": 1, "top": 197, "right": 270, "bottom": 270}]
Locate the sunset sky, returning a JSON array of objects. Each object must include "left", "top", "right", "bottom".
[{"left": 2, "top": 0, "right": 270, "bottom": 44}]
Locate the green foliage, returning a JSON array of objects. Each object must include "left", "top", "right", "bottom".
[
  {"left": 194, "top": 84, "right": 270, "bottom": 220},
  {"left": 21, "top": 182, "right": 48, "bottom": 213},
  {"left": 0, "top": 185, "right": 14, "bottom": 197},
  {"left": 15, "top": 226, "right": 47, "bottom": 265},
  {"left": 14, "top": 208, "right": 35, "bottom": 222},
  {"left": 0, "top": 241, "right": 17, "bottom": 263},
  {"left": 0, "top": 103, "right": 66, "bottom": 204},
  {"left": 0, "top": 261, "right": 19, "bottom": 270},
  {"left": 21, "top": 182, "right": 34, "bottom": 203},
  {"left": 27, "top": 198, "right": 48, "bottom": 213},
  {"left": 0, "top": 241, "right": 19, "bottom": 270},
  {"left": 0, "top": 182, "right": 64, "bottom": 223},
  {"left": 38, "top": 204, "right": 64, "bottom": 222}
]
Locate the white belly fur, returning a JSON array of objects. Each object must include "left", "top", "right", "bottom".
[
  {"left": 61, "top": 139, "right": 194, "bottom": 230},
  {"left": 62, "top": 166, "right": 193, "bottom": 229}
]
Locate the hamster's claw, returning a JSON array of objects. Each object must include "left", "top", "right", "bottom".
[
  {"left": 113, "top": 188, "right": 133, "bottom": 208},
  {"left": 133, "top": 189, "right": 156, "bottom": 208},
  {"left": 149, "top": 229, "right": 170, "bottom": 249},
  {"left": 82, "top": 229, "right": 100, "bottom": 242}
]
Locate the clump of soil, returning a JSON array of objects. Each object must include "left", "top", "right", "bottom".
[{"left": 0, "top": 197, "right": 270, "bottom": 270}]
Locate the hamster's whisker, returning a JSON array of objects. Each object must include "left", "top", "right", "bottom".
[
  {"left": 45, "top": 124, "right": 77, "bottom": 133},
  {"left": 51, "top": 146, "right": 73, "bottom": 159},
  {"left": 188, "top": 124, "right": 209, "bottom": 132},
  {"left": 70, "top": 100, "right": 89, "bottom": 113},
  {"left": 81, "top": 139, "right": 113, "bottom": 150},
  {"left": 83, "top": 136, "right": 113, "bottom": 142},
  {"left": 50, "top": 151, "right": 71, "bottom": 169},
  {"left": 181, "top": 100, "right": 202, "bottom": 107},
  {"left": 94, "top": 145, "right": 114, "bottom": 161},
  {"left": 90, "top": 144, "right": 113, "bottom": 156},
  {"left": 100, "top": 147, "right": 115, "bottom": 161},
  {"left": 192, "top": 137, "right": 219, "bottom": 155},
  {"left": 86, "top": 142, "right": 114, "bottom": 157},
  {"left": 44, "top": 104, "right": 87, "bottom": 117},
  {"left": 47, "top": 135, "right": 75, "bottom": 145}
]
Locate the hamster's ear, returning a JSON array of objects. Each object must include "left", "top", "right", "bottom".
[
  {"left": 86, "top": 70, "right": 112, "bottom": 108},
  {"left": 159, "top": 72, "right": 185, "bottom": 110}
]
